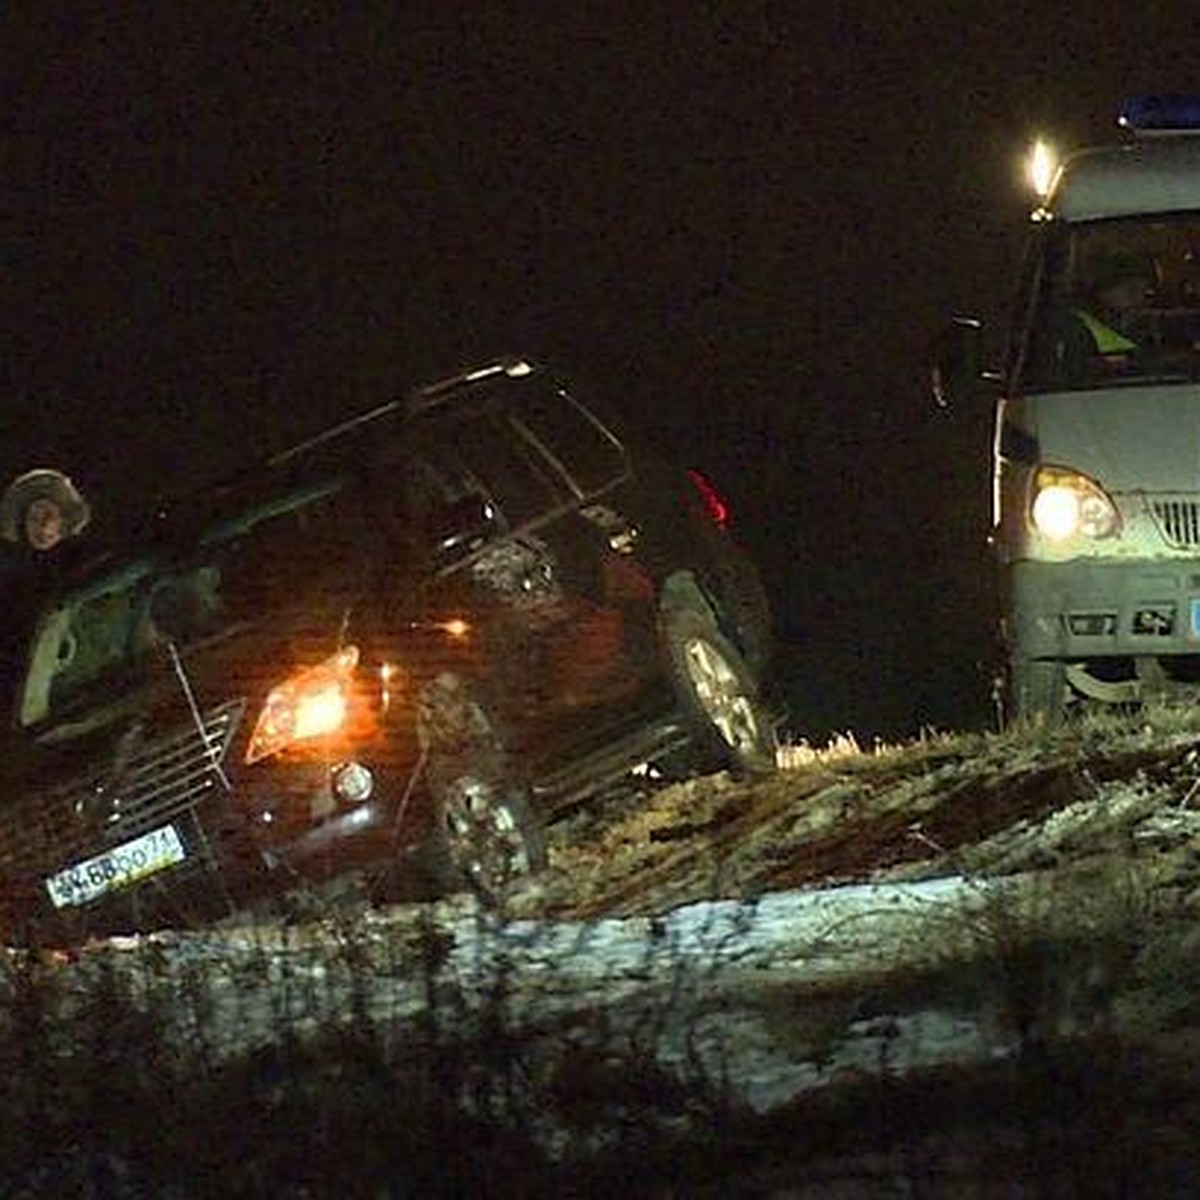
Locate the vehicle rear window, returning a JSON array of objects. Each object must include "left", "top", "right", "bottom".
[{"left": 506, "top": 383, "right": 628, "bottom": 498}]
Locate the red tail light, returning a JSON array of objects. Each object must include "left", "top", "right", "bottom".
[{"left": 687, "top": 469, "right": 731, "bottom": 529}]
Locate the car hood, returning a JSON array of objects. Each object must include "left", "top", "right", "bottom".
[
  {"left": 6, "top": 620, "right": 332, "bottom": 788},
  {"left": 1033, "top": 382, "right": 1200, "bottom": 492}
]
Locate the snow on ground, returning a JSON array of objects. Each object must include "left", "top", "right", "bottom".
[
  {"left": 21, "top": 871, "right": 1014, "bottom": 1120},
  {"left": 7, "top": 704, "right": 1200, "bottom": 1178}
]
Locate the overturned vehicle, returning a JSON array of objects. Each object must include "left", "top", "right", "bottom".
[{"left": 0, "top": 360, "right": 777, "bottom": 943}]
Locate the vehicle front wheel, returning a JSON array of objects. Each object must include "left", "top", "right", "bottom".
[
  {"left": 1005, "top": 656, "right": 1068, "bottom": 729},
  {"left": 419, "top": 674, "right": 547, "bottom": 902},
  {"left": 662, "top": 606, "right": 777, "bottom": 778},
  {"left": 432, "top": 769, "right": 545, "bottom": 901}
]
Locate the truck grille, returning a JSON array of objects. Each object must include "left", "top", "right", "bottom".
[
  {"left": 1150, "top": 497, "right": 1200, "bottom": 548},
  {"left": 0, "top": 700, "right": 245, "bottom": 889}
]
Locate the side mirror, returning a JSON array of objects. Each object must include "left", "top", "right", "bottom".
[{"left": 931, "top": 317, "right": 987, "bottom": 411}]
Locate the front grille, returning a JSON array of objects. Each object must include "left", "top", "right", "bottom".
[
  {"left": 0, "top": 700, "right": 245, "bottom": 889},
  {"left": 1151, "top": 497, "right": 1200, "bottom": 547}
]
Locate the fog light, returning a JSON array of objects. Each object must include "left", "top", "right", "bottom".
[{"left": 332, "top": 761, "right": 374, "bottom": 804}]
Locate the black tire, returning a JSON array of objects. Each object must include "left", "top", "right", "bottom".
[
  {"left": 1006, "top": 656, "right": 1069, "bottom": 728},
  {"left": 662, "top": 606, "right": 778, "bottom": 778},
  {"left": 418, "top": 673, "right": 547, "bottom": 902}
]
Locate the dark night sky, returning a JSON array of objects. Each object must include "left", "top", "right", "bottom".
[{"left": 4, "top": 4, "right": 1200, "bottom": 739}]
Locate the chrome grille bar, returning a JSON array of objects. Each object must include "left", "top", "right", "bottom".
[
  {"left": 0, "top": 700, "right": 245, "bottom": 880},
  {"left": 1150, "top": 497, "right": 1200, "bottom": 548}
]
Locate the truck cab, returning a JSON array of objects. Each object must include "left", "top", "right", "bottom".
[{"left": 937, "top": 97, "right": 1200, "bottom": 722}]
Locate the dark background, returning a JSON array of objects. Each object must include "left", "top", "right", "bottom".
[{"left": 3, "top": 4, "right": 1199, "bottom": 740}]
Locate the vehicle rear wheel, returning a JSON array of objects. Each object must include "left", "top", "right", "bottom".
[
  {"left": 418, "top": 674, "right": 547, "bottom": 902},
  {"left": 662, "top": 606, "right": 777, "bottom": 777}
]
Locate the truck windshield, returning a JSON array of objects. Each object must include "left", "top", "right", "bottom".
[{"left": 1020, "top": 214, "right": 1200, "bottom": 392}]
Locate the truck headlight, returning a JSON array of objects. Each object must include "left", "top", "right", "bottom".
[{"left": 1030, "top": 467, "right": 1119, "bottom": 541}]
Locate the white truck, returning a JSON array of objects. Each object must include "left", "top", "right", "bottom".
[{"left": 935, "top": 96, "right": 1200, "bottom": 723}]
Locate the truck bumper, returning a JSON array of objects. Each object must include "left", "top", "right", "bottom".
[{"left": 1006, "top": 558, "right": 1200, "bottom": 699}]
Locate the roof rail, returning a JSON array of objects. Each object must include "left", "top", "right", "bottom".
[
  {"left": 266, "top": 358, "right": 537, "bottom": 466},
  {"left": 409, "top": 358, "right": 537, "bottom": 410},
  {"left": 266, "top": 398, "right": 402, "bottom": 468}
]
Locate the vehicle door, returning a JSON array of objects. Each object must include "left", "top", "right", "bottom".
[{"left": 385, "top": 378, "right": 662, "bottom": 756}]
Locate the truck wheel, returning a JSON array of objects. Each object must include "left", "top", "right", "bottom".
[
  {"left": 662, "top": 606, "right": 777, "bottom": 777},
  {"left": 419, "top": 674, "right": 546, "bottom": 901},
  {"left": 1006, "top": 657, "right": 1068, "bottom": 728}
]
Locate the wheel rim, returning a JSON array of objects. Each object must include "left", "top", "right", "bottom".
[
  {"left": 682, "top": 634, "right": 762, "bottom": 755},
  {"left": 444, "top": 776, "right": 532, "bottom": 893}
]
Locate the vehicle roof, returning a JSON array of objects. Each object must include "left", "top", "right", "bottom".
[
  {"left": 39, "top": 359, "right": 554, "bottom": 597},
  {"left": 1050, "top": 137, "right": 1200, "bottom": 222},
  {"left": 106, "top": 360, "right": 546, "bottom": 551},
  {"left": 263, "top": 358, "right": 540, "bottom": 470}
]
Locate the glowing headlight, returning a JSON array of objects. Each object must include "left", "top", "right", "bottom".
[
  {"left": 246, "top": 645, "right": 359, "bottom": 764},
  {"left": 1030, "top": 468, "right": 1119, "bottom": 542},
  {"left": 1027, "top": 138, "right": 1059, "bottom": 199}
]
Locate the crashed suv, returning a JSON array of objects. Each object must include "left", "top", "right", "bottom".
[{"left": 0, "top": 360, "right": 777, "bottom": 943}]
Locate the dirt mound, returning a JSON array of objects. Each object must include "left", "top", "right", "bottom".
[{"left": 511, "top": 708, "right": 1200, "bottom": 920}]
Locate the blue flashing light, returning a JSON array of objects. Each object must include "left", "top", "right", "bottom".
[{"left": 1118, "top": 95, "right": 1200, "bottom": 134}]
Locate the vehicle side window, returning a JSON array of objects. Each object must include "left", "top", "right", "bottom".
[
  {"left": 402, "top": 447, "right": 497, "bottom": 566},
  {"left": 434, "top": 408, "right": 562, "bottom": 528},
  {"left": 367, "top": 415, "right": 546, "bottom": 568},
  {"left": 1007, "top": 230, "right": 1052, "bottom": 387},
  {"left": 506, "top": 386, "right": 627, "bottom": 498},
  {"left": 380, "top": 380, "right": 627, "bottom": 562}
]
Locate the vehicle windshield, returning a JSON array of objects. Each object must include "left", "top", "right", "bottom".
[
  {"left": 18, "top": 477, "right": 356, "bottom": 729},
  {"left": 1019, "top": 213, "right": 1200, "bottom": 392}
]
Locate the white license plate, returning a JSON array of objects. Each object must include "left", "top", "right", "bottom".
[{"left": 45, "top": 823, "right": 187, "bottom": 909}]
